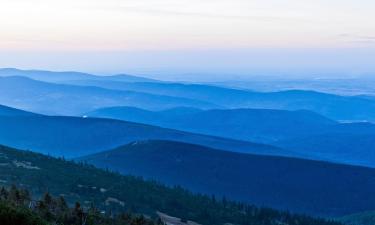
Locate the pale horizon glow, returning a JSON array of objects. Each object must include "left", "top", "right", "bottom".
[{"left": 1, "top": 0, "right": 375, "bottom": 79}]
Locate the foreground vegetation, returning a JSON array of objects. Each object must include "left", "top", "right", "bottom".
[
  {"left": 0, "top": 144, "right": 342, "bottom": 225},
  {"left": 0, "top": 186, "right": 160, "bottom": 225}
]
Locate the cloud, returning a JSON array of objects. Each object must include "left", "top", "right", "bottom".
[
  {"left": 339, "top": 33, "right": 375, "bottom": 44},
  {"left": 80, "top": 4, "right": 302, "bottom": 23},
  {"left": 118, "top": 7, "right": 280, "bottom": 21},
  {"left": 362, "top": 36, "right": 375, "bottom": 40},
  {"left": 339, "top": 33, "right": 375, "bottom": 40}
]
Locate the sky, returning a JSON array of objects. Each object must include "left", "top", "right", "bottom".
[{"left": 0, "top": 0, "right": 374, "bottom": 80}]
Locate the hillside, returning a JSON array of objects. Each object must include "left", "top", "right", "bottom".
[
  {"left": 0, "top": 144, "right": 341, "bottom": 225},
  {"left": 80, "top": 140, "right": 375, "bottom": 217},
  {"left": 0, "top": 108, "right": 290, "bottom": 158},
  {"left": 0, "top": 104, "right": 38, "bottom": 117},
  {"left": 0, "top": 76, "right": 216, "bottom": 115},
  {"left": 3, "top": 68, "right": 375, "bottom": 121},
  {"left": 85, "top": 106, "right": 375, "bottom": 168},
  {"left": 85, "top": 106, "right": 337, "bottom": 143},
  {"left": 64, "top": 79, "right": 375, "bottom": 122},
  {"left": 3, "top": 69, "right": 375, "bottom": 121},
  {"left": 274, "top": 133, "right": 375, "bottom": 168}
]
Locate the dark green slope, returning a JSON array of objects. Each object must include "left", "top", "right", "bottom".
[
  {"left": 0, "top": 202, "right": 48, "bottom": 225},
  {"left": 0, "top": 186, "right": 160, "bottom": 225},
  {"left": 0, "top": 145, "right": 340, "bottom": 225},
  {"left": 81, "top": 140, "right": 375, "bottom": 217}
]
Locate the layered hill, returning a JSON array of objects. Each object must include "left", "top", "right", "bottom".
[
  {"left": 274, "top": 133, "right": 375, "bottom": 168},
  {"left": 0, "top": 76, "right": 216, "bottom": 115},
  {"left": 85, "top": 106, "right": 337, "bottom": 143},
  {"left": 0, "top": 105, "right": 288, "bottom": 158},
  {"left": 80, "top": 140, "right": 375, "bottom": 217},
  {"left": 0, "top": 144, "right": 341, "bottom": 225},
  {"left": 2, "top": 68, "right": 375, "bottom": 121},
  {"left": 65, "top": 79, "right": 375, "bottom": 122},
  {"left": 85, "top": 106, "right": 375, "bottom": 167},
  {"left": 0, "top": 68, "right": 157, "bottom": 83}
]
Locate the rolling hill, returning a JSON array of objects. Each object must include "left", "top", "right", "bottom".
[
  {"left": 3, "top": 69, "right": 375, "bottom": 121},
  {"left": 65, "top": 79, "right": 375, "bottom": 122},
  {"left": 0, "top": 105, "right": 290, "bottom": 158},
  {"left": 80, "top": 140, "right": 375, "bottom": 217},
  {"left": 0, "top": 76, "right": 217, "bottom": 115},
  {"left": 0, "top": 144, "right": 341, "bottom": 225},
  {"left": 85, "top": 106, "right": 375, "bottom": 168},
  {"left": 0, "top": 68, "right": 157, "bottom": 83},
  {"left": 274, "top": 133, "right": 375, "bottom": 168},
  {"left": 85, "top": 106, "right": 337, "bottom": 143}
]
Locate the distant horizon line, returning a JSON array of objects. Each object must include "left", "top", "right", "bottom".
[{"left": 2, "top": 67, "right": 375, "bottom": 83}]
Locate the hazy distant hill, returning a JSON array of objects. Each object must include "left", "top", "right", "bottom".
[
  {"left": 0, "top": 76, "right": 217, "bottom": 115},
  {"left": 80, "top": 140, "right": 375, "bottom": 217},
  {"left": 0, "top": 105, "right": 289, "bottom": 158},
  {"left": 85, "top": 106, "right": 337, "bottom": 143},
  {"left": 275, "top": 133, "right": 375, "bottom": 168},
  {"left": 0, "top": 144, "right": 342, "bottom": 225},
  {"left": 3, "top": 69, "right": 375, "bottom": 121},
  {"left": 66, "top": 79, "right": 375, "bottom": 122},
  {"left": 0, "top": 68, "right": 157, "bottom": 83},
  {"left": 272, "top": 122, "right": 375, "bottom": 167},
  {"left": 208, "top": 78, "right": 375, "bottom": 96}
]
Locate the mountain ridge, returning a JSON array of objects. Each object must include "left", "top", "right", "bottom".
[
  {"left": 0, "top": 76, "right": 218, "bottom": 115},
  {"left": 64, "top": 78, "right": 375, "bottom": 122},
  {"left": 84, "top": 106, "right": 337, "bottom": 143},
  {"left": 0, "top": 104, "right": 292, "bottom": 158},
  {"left": 80, "top": 139, "right": 375, "bottom": 217},
  {"left": 84, "top": 106, "right": 375, "bottom": 168},
  {"left": 0, "top": 68, "right": 158, "bottom": 83},
  {"left": 0, "top": 144, "right": 342, "bottom": 225}
]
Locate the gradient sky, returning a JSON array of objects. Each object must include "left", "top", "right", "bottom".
[{"left": 1, "top": 0, "right": 374, "bottom": 80}]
